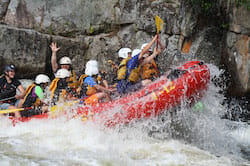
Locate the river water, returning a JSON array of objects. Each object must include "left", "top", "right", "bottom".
[{"left": 0, "top": 64, "right": 249, "bottom": 166}]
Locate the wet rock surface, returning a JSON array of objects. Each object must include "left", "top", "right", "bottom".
[{"left": 0, "top": 0, "right": 249, "bottom": 97}]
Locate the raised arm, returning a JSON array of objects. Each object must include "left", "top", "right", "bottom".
[
  {"left": 139, "top": 35, "right": 158, "bottom": 60},
  {"left": 158, "top": 39, "right": 166, "bottom": 51},
  {"left": 141, "top": 47, "right": 161, "bottom": 66},
  {"left": 50, "top": 42, "right": 60, "bottom": 73},
  {"left": 94, "top": 84, "right": 114, "bottom": 93}
]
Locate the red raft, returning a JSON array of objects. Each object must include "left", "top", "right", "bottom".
[{"left": 13, "top": 61, "right": 210, "bottom": 126}]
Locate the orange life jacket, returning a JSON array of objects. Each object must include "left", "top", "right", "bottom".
[
  {"left": 79, "top": 75, "right": 100, "bottom": 96},
  {"left": 141, "top": 60, "right": 159, "bottom": 80}
]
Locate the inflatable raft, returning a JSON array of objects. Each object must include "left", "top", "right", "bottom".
[{"left": 11, "top": 61, "right": 210, "bottom": 126}]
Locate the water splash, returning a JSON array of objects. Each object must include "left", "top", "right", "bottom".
[{"left": 0, "top": 63, "right": 249, "bottom": 165}]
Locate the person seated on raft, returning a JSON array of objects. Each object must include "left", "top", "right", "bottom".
[
  {"left": 77, "top": 60, "right": 115, "bottom": 105},
  {"left": 78, "top": 60, "right": 110, "bottom": 91},
  {"left": 116, "top": 48, "right": 132, "bottom": 81},
  {"left": 49, "top": 69, "right": 77, "bottom": 106},
  {"left": 50, "top": 42, "right": 78, "bottom": 91},
  {"left": 116, "top": 35, "right": 162, "bottom": 94},
  {"left": 0, "top": 65, "right": 25, "bottom": 118},
  {"left": 139, "top": 39, "right": 165, "bottom": 83},
  {"left": 106, "top": 48, "right": 132, "bottom": 89},
  {"left": 17, "top": 74, "right": 50, "bottom": 117}
]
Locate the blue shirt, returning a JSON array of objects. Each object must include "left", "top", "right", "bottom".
[
  {"left": 126, "top": 53, "right": 140, "bottom": 76},
  {"left": 84, "top": 76, "right": 97, "bottom": 87},
  {"left": 117, "top": 53, "right": 140, "bottom": 94}
]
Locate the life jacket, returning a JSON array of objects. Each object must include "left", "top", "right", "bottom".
[
  {"left": 96, "top": 75, "right": 102, "bottom": 84},
  {"left": 49, "top": 78, "right": 60, "bottom": 100},
  {"left": 86, "top": 85, "right": 97, "bottom": 96},
  {"left": 68, "top": 70, "right": 78, "bottom": 89},
  {"left": 128, "top": 65, "right": 141, "bottom": 83},
  {"left": 78, "top": 74, "right": 88, "bottom": 97},
  {"left": 79, "top": 74, "right": 102, "bottom": 97},
  {"left": 22, "top": 84, "right": 40, "bottom": 107},
  {"left": 78, "top": 74, "right": 88, "bottom": 87},
  {"left": 141, "top": 60, "right": 159, "bottom": 80},
  {"left": 117, "top": 57, "right": 131, "bottom": 80},
  {"left": 0, "top": 77, "right": 17, "bottom": 104},
  {"left": 49, "top": 78, "right": 73, "bottom": 105},
  {"left": 86, "top": 77, "right": 98, "bottom": 96}
]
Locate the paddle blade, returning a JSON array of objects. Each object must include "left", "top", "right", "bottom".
[
  {"left": 0, "top": 108, "right": 24, "bottom": 114},
  {"left": 155, "top": 15, "right": 164, "bottom": 33}
]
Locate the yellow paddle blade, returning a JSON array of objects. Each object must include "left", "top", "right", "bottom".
[
  {"left": 0, "top": 108, "right": 25, "bottom": 114},
  {"left": 155, "top": 15, "right": 164, "bottom": 33}
]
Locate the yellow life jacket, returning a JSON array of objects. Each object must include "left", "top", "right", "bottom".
[
  {"left": 49, "top": 78, "right": 69, "bottom": 102},
  {"left": 23, "top": 83, "right": 40, "bottom": 106},
  {"left": 49, "top": 78, "right": 60, "bottom": 100},
  {"left": 141, "top": 60, "right": 159, "bottom": 80},
  {"left": 117, "top": 57, "right": 131, "bottom": 80},
  {"left": 128, "top": 65, "right": 141, "bottom": 83},
  {"left": 78, "top": 74, "right": 88, "bottom": 87},
  {"left": 68, "top": 70, "right": 78, "bottom": 89},
  {"left": 79, "top": 75, "right": 99, "bottom": 96},
  {"left": 25, "top": 83, "right": 36, "bottom": 95},
  {"left": 60, "top": 89, "right": 67, "bottom": 101},
  {"left": 96, "top": 74, "right": 102, "bottom": 83}
]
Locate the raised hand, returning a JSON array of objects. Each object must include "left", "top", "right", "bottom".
[
  {"left": 153, "top": 47, "right": 161, "bottom": 55},
  {"left": 50, "top": 42, "right": 60, "bottom": 52}
]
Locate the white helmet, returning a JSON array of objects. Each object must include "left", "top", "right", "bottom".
[
  {"left": 86, "top": 60, "right": 98, "bottom": 68},
  {"left": 35, "top": 74, "right": 50, "bottom": 84},
  {"left": 56, "top": 69, "right": 70, "bottom": 78},
  {"left": 132, "top": 49, "right": 141, "bottom": 57},
  {"left": 85, "top": 65, "right": 98, "bottom": 76},
  {"left": 141, "top": 43, "right": 153, "bottom": 52},
  {"left": 118, "top": 48, "right": 132, "bottom": 59},
  {"left": 59, "top": 56, "right": 72, "bottom": 65}
]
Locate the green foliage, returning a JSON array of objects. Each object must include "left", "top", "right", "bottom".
[
  {"left": 89, "top": 25, "right": 94, "bottom": 35},
  {"left": 235, "top": 0, "right": 250, "bottom": 10}
]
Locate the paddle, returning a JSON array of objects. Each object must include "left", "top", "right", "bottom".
[
  {"left": 0, "top": 96, "right": 16, "bottom": 102},
  {"left": 0, "top": 107, "right": 32, "bottom": 114},
  {"left": 155, "top": 15, "right": 164, "bottom": 48}
]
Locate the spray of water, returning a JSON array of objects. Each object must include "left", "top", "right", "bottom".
[{"left": 0, "top": 64, "right": 249, "bottom": 165}]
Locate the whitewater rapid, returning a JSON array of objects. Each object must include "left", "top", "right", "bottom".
[{"left": 0, "top": 64, "right": 249, "bottom": 166}]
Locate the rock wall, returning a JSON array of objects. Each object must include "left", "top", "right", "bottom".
[
  {"left": 224, "top": 5, "right": 250, "bottom": 95},
  {"left": 0, "top": 0, "right": 249, "bottom": 96}
]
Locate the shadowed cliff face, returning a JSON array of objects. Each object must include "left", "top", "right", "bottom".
[
  {"left": 0, "top": 0, "right": 10, "bottom": 21},
  {"left": 0, "top": 0, "right": 249, "bottom": 96}
]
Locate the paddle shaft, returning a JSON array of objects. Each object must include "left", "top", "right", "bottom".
[
  {"left": 0, "top": 107, "right": 32, "bottom": 114},
  {"left": 0, "top": 96, "right": 16, "bottom": 102}
]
